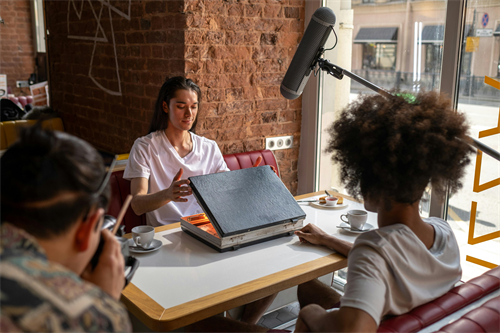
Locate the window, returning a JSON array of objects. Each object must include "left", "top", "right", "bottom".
[
  {"left": 425, "top": 44, "right": 443, "bottom": 73},
  {"left": 445, "top": 0, "right": 500, "bottom": 281},
  {"left": 362, "top": 44, "right": 397, "bottom": 70},
  {"left": 302, "top": 0, "right": 499, "bottom": 281}
]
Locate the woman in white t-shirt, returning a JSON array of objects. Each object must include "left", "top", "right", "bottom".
[
  {"left": 292, "top": 91, "right": 474, "bottom": 332},
  {"left": 124, "top": 77, "right": 229, "bottom": 226}
]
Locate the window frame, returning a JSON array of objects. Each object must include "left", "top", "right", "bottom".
[{"left": 299, "top": 0, "right": 469, "bottom": 220}]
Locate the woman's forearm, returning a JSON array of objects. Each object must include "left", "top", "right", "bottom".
[
  {"left": 322, "top": 236, "right": 353, "bottom": 257},
  {"left": 130, "top": 190, "right": 171, "bottom": 216}
]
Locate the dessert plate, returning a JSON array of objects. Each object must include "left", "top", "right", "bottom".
[
  {"left": 310, "top": 201, "right": 349, "bottom": 210},
  {"left": 128, "top": 239, "right": 162, "bottom": 254}
]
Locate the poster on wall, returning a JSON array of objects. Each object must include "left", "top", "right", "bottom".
[{"left": 30, "top": 81, "right": 48, "bottom": 106}]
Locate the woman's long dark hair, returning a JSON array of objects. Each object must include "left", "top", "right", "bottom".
[{"left": 148, "top": 77, "right": 201, "bottom": 134}]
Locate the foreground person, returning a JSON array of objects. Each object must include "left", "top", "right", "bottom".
[
  {"left": 294, "top": 90, "right": 473, "bottom": 332},
  {"left": 189, "top": 90, "right": 472, "bottom": 332},
  {"left": 0, "top": 126, "right": 131, "bottom": 332}
]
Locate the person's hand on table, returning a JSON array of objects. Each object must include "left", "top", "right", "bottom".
[
  {"left": 252, "top": 156, "right": 279, "bottom": 176},
  {"left": 165, "top": 168, "right": 192, "bottom": 202},
  {"left": 81, "top": 229, "right": 125, "bottom": 300},
  {"left": 295, "top": 223, "right": 353, "bottom": 257},
  {"left": 295, "top": 223, "right": 329, "bottom": 246}
]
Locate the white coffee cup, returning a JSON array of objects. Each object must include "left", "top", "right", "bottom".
[
  {"left": 132, "top": 226, "right": 155, "bottom": 249},
  {"left": 340, "top": 210, "right": 368, "bottom": 231}
]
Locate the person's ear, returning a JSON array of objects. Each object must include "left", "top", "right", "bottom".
[
  {"left": 75, "top": 208, "right": 104, "bottom": 252},
  {"left": 162, "top": 101, "right": 169, "bottom": 114}
]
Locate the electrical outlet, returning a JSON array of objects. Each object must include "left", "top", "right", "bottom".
[
  {"left": 265, "top": 135, "right": 293, "bottom": 151},
  {"left": 16, "top": 81, "right": 29, "bottom": 88}
]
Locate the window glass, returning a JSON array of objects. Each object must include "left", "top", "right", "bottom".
[
  {"left": 446, "top": 0, "right": 500, "bottom": 281},
  {"left": 320, "top": 0, "right": 449, "bottom": 219}
]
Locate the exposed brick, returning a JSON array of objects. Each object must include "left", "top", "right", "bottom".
[
  {"left": 145, "top": 1, "right": 166, "bottom": 14},
  {"left": 245, "top": 4, "right": 263, "bottom": 17},
  {"left": 228, "top": 3, "right": 244, "bottom": 17},
  {"left": 284, "top": 7, "right": 300, "bottom": 18},
  {"left": 225, "top": 141, "right": 245, "bottom": 155},
  {"left": 126, "top": 32, "right": 144, "bottom": 44},
  {"left": 261, "top": 111, "right": 278, "bottom": 123},
  {"left": 145, "top": 31, "right": 167, "bottom": 44},
  {"left": 264, "top": 4, "right": 283, "bottom": 18},
  {"left": 279, "top": 110, "right": 295, "bottom": 123},
  {"left": 256, "top": 99, "right": 287, "bottom": 111},
  {"left": 43, "top": 0, "right": 304, "bottom": 193},
  {"left": 140, "top": 19, "right": 151, "bottom": 30}
]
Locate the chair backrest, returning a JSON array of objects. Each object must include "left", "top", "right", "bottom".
[
  {"left": 108, "top": 170, "right": 147, "bottom": 233},
  {"left": 223, "top": 149, "right": 280, "bottom": 177},
  {"left": 108, "top": 149, "right": 281, "bottom": 232},
  {"left": 0, "top": 118, "right": 65, "bottom": 150}
]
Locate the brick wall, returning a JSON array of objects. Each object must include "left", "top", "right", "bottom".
[
  {"left": 46, "top": 0, "right": 304, "bottom": 194},
  {"left": 0, "top": 0, "right": 36, "bottom": 96},
  {"left": 185, "top": 0, "right": 304, "bottom": 193},
  {"left": 46, "top": 0, "right": 185, "bottom": 152}
]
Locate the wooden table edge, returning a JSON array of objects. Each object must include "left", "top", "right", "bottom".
[{"left": 121, "top": 192, "right": 352, "bottom": 331}]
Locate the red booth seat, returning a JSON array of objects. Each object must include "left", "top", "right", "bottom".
[
  {"left": 377, "top": 266, "right": 500, "bottom": 333},
  {"left": 107, "top": 149, "right": 279, "bottom": 232},
  {"left": 435, "top": 295, "right": 500, "bottom": 333}
]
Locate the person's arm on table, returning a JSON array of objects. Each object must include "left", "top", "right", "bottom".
[
  {"left": 130, "top": 168, "right": 192, "bottom": 216},
  {"left": 295, "top": 305, "right": 377, "bottom": 333},
  {"left": 295, "top": 224, "right": 352, "bottom": 257}
]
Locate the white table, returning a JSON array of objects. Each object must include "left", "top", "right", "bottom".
[{"left": 121, "top": 191, "right": 378, "bottom": 331}]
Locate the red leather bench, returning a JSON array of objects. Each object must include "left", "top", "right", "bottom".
[
  {"left": 377, "top": 265, "right": 500, "bottom": 333},
  {"left": 435, "top": 294, "right": 500, "bottom": 333},
  {"left": 107, "top": 149, "right": 279, "bottom": 232}
]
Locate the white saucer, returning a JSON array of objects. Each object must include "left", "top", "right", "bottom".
[
  {"left": 128, "top": 239, "right": 162, "bottom": 254},
  {"left": 310, "top": 201, "right": 349, "bottom": 210},
  {"left": 338, "top": 222, "right": 375, "bottom": 234}
]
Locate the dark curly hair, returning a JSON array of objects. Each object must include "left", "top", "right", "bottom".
[{"left": 326, "top": 90, "right": 473, "bottom": 205}]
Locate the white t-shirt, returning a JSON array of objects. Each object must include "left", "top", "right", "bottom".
[
  {"left": 123, "top": 131, "right": 229, "bottom": 226},
  {"left": 339, "top": 217, "right": 461, "bottom": 326}
]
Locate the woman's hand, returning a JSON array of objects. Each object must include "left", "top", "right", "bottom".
[
  {"left": 252, "top": 156, "right": 279, "bottom": 177},
  {"left": 295, "top": 223, "right": 329, "bottom": 247},
  {"left": 165, "top": 168, "right": 192, "bottom": 202}
]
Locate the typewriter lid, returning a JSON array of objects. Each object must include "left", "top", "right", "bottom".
[{"left": 188, "top": 166, "right": 306, "bottom": 238}]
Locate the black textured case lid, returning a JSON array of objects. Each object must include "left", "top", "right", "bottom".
[{"left": 189, "top": 166, "right": 306, "bottom": 238}]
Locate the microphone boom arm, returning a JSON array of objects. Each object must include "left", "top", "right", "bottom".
[{"left": 316, "top": 58, "right": 500, "bottom": 162}]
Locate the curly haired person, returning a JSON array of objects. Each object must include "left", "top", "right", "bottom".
[{"left": 294, "top": 90, "right": 473, "bottom": 332}]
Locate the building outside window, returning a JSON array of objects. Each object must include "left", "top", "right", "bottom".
[{"left": 362, "top": 44, "right": 397, "bottom": 70}]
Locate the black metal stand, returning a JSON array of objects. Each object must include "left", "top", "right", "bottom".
[{"left": 316, "top": 57, "right": 500, "bottom": 162}]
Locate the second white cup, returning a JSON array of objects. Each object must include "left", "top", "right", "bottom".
[
  {"left": 132, "top": 226, "right": 155, "bottom": 249},
  {"left": 340, "top": 210, "right": 368, "bottom": 230}
]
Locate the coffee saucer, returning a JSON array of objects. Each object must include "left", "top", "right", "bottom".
[
  {"left": 337, "top": 222, "right": 375, "bottom": 234},
  {"left": 128, "top": 239, "right": 162, "bottom": 253}
]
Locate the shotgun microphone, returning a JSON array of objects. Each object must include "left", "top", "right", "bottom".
[{"left": 280, "top": 7, "right": 336, "bottom": 100}]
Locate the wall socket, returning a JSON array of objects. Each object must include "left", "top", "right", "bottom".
[
  {"left": 265, "top": 135, "right": 293, "bottom": 151},
  {"left": 16, "top": 80, "right": 29, "bottom": 88}
]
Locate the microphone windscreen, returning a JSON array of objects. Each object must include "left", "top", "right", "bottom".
[{"left": 280, "top": 7, "right": 336, "bottom": 100}]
